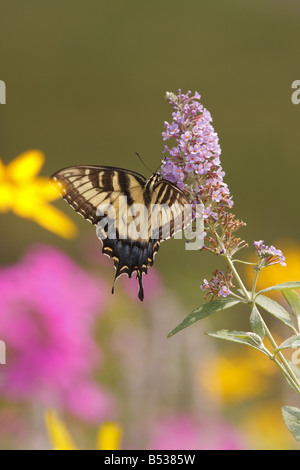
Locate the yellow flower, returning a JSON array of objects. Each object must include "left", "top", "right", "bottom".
[
  {"left": 199, "top": 348, "right": 276, "bottom": 403},
  {"left": 45, "top": 411, "right": 77, "bottom": 450},
  {"left": 240, "top": 402, "right": 296, "bottom": 450},
  {"left": 0, "top": 150, "right": 77, "bottom": 238},
  {"left": 45, "top": 410, "right": 123, "bottom": 450},
  {"left": 96, "top": 422, "right": 123, "bottom": 451}
]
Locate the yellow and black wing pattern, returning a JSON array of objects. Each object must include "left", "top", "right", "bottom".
[{"left": 51, "top": 165, "right": 190, "bottom": 301}]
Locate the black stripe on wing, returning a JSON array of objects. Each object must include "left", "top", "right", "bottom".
[
  {"left": 151, "top": 179, "right": 191, "bottom": 241},
  {"left": 50, "top": 165, "right": 146, "bottom": 225}
]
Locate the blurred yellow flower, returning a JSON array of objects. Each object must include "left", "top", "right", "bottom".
[
  {"left": 96, "top": 422, "right": 123, "bottom": 450},
  {"left": 241, "top": 402, "right": 296, "bottom": 450},
  {"left": 0, "top": 150, "right": 77, "bottom": 238},
  {"left": 45, "top": 411, "right": 77, "bottom": 450},
  {"left": 45, "top": 410, "right": 122, "bottom": 450},
  {"left": 199, "top": 348, "right": 276, "bottom": 403}
]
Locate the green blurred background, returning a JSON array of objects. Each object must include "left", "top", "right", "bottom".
[
  {"left": 1, "top": 0, "right": 300, "bottom": 449},
  {"left": 1, "top": 0, "right": 300, "bottom": 309}
]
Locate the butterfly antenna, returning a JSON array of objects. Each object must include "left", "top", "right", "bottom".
[
  {"left": 154, "top": 162, "right": 162, "bottom": 174},
  {"left": 135, "top": 152, "right": 154, "bottom": 174}
]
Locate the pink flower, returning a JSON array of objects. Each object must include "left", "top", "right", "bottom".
[
  {"left": 0, "top": 244, "right": 113, "bottom": 422},
  {"left": 149, "top": 414, "right": 244, "bottom": 450},
  {"left": 121, "top": 268, "right": 163, "bottom": 301}
]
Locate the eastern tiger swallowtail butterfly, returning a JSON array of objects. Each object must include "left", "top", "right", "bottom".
[{"left": 50, "top": 165, "right": 191, "bottom": 301}]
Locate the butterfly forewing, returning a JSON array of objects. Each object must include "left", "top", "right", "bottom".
[{"left": 51, "top": 165, "right": 146, "bottom": 224}]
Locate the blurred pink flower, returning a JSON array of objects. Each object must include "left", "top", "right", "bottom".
[
  {"left": 0, "top": 244, "right": 113, "bottom": 422},
  {"left": 121, "top": 268, "right": 163, "bottom": 301},
  {"left": 149, "top": 414, "right": 245, "bottom": 450},
  {"left": 83, "top": 234, "right": 164, "bottom": 302}
]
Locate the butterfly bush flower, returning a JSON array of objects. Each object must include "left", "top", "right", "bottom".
[
  {"left": 161, "top": 90, "right": 245, "bottom": 247},
  {"left": 161, "top": 90, "right": 247, "bottom": 298},
  {"left": 200, "top": 269, "right": 234, "bottom": 299},
  {"left": 254, "top": 240, "right": 286, "bottom": 267},
  {"left": 161, "top": 91, "right": 287, "bottom": 301},
  {"left": 0, "top": 244, "right": 113, "bottom": 422}
]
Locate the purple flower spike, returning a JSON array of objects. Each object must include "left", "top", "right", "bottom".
[{"left": 161, "top": 90, "right": 247, "bottom": 258}]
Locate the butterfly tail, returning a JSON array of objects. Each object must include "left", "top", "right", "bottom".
[
  {"left": 137, "top": 272, "right": 144, "bottom": 301},
  {"left": 111, "top": 269, "right": 144, "bottom": 302}
]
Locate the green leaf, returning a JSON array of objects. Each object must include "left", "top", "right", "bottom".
[
  {"left": 284, "top": 360, "right": 300, "bottom": 393},
  {"left": 256, "top": 282, "right": 300, "bottom": 297},
  {"left": 287, "top": 360, "right": 300, "bottom": 380},
  {"left": 249, "top": 305, "right": 265, "bottom": 340},
  {"left": 205, "top": 329, "right": 270, "bottom": 356},
  {"left": 167, "top": 298, "right": 240, "bottom": 338},
  {"left": 282, "top": 289, "right": 300, "bottom": 331},
  {"left": 282, "top": 406, "right": 300, "bottom": 442},
  {"left": 274, "top": 335, "right": 300, "bottom": 353},
  {"left": 254, "top": 295, "right": 297, "bottom": 333},
  {"left": 282, "top": 289, "right": 300, "bottom": 317}
]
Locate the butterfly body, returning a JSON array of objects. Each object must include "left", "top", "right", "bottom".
[{"left": 51, "top": 165, "right": 190, "bottom": 301}]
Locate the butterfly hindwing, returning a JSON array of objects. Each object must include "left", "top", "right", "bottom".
[
  {"left": 51, "top": 165, "right": 190, "bottom": 301},
  {"left": 150, "top": 179, "right": 191, "bottom": 241}
]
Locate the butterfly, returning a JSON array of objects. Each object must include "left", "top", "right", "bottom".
[{"left": 50, "top": 165, "right": 191, "bottom": 301}]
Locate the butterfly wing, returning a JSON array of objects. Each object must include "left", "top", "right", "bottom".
[
  {"left": 51, "top": 166, "right": 190, "bottom": 301},
  {"left": 51, "top": 165, "right": 146, "bottom": 224},
  {"left": 150, "top": 179, "right": 192, "bottom": 242},
  {"left": 104, "top": 177, "right": 191, "bottom": 301}
]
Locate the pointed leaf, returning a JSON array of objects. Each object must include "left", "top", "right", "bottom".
[
  {"left": 256, "top": 282, "right": 300, "bottom": 297},
  {"left": 282, "top": 289, "right": 300, "bottom": 331},
  {"left": 167, "top": 298, "right": 240, "bottom": 338},
  {"left": 254, "top": 295, "right": 297, "bottom": 333},
  {"left": 284, "top": 360, "right": 300, "bottom": 393},
  {"left": 205, "top": 329, "right": 270, "bottom": 356},
  {"left": 282, "top": 406, "right": 300, "bottom": 442},
  {"left": 274, "top": 335, "right": 300, "bottom": 353},
  {"left": 249, "top": 305, "right": 265, "bottom": 340},
  {"left": 282, "top": 289, "right": 300, "bottom": 317}
]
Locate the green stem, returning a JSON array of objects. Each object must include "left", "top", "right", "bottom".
[
  {"left": 232, "top": 260, "right": 256, "bottom": 266},
  {"left": 260, "top": 316, "right": 300, "bottom": 394},
  {"left": 219, "top": 241, "right": 300, "bottom": 395},
  {"left": 229, "top": 292, "right": 247, "bottom": 302},
  {"left": 252, "top": 268, "right": 260, "bottom": 299},
  {"left": 225, "top": 255, "right": 251, "bottom": 302}
]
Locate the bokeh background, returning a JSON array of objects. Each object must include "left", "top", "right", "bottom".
[{"left": 0, "top": 0, "right": 300, "bottom": 449}]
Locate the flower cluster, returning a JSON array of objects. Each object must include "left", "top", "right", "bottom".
[
  {"left": 161, "top": 90, "right": 287, "bottom": 302},
  {"left": 0, "top": 244, "right": 113, "bottom": 422},
  {"left": 200, "top": 269, "right": 234, "bottom": 299},
  {"left": 254, "top": 240, "right": 286, "bottom": 268},
  {"left": 161, "top": 90, "right": 250, "bottom": 300},
  {"left": 161, "top": 90, "right": 233, "bottom": 216},
  {"left": 161, "top": 90, "right": 246, "bottom": 257}
]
